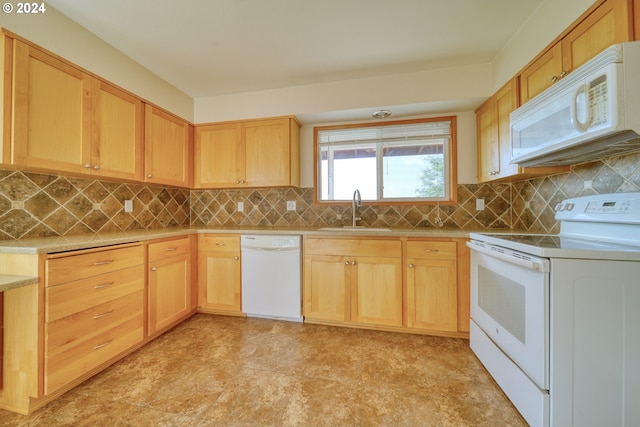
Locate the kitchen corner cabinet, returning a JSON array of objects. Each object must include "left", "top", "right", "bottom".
[
  {"left": 198, "top": 234, "right": 243, "bottom": 315},
  {"left": 147, "top": 236, "right": 194, "bottom": 336},
  {"left": 195, "top": 116, "right": 300, "bottom": 188},
  {"left": 8, "top": 37, "right": 144, "bottom": 180},
  {"left": 303, "top": 237, "right": 403, "bottom": 327},
  {"left": 520, "top": 0, "right": 633, "bottom": 103},
  {"left": 144, "top": 105, "right": 193, "bottom": 188},
  {"left": 475, "top": 79, "right": 568, "bottom": 182}
]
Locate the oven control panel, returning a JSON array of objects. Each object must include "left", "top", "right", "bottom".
[{"left": 555, "top": 192, "right": 640, "bottom": 223}]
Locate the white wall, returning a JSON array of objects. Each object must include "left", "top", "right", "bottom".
[
  {"left": 0, "top": 8, "right": 193, "bottom": 121},
  {"left": 194, "top": 64, "right": 491, "bottom": 123}
]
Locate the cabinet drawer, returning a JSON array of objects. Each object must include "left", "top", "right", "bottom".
[
  {"left": 407, "top": 241, "right": 456, "bottom": 259},
  {"left": 304, "top": 237, "right": 401, "bottom": 257},
  {"left": 45, "top": 314, "right": 143, "bottom": 395},
  {"left": 148, "top": 237, "right": 191, "bottom": 262},
  {"left": 46, "top": 290, "right": 143, "bottom": 355},
  {"left": 199, "top": 234, "right": 240, "bottom": 252},
  {"left": 46, "top": 265, "right": 144, "bottom": 322},
  {"left": 46, "top": 244, "right": 143, "bottom": 287}
]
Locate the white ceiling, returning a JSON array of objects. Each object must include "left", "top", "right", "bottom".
[{"left": 46, "top": 0, "right": 542, "bottom": 102}]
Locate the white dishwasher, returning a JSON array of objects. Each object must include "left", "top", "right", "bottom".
[{"left": 241, "top": 235, "right": 302, "bottom": 322}]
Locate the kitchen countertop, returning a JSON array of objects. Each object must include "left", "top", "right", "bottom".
[
  {"left": 0, "top": 274, "right": 39, "bottom": 292},
  {"left": 0, "top": 226, "right": 489, "bottom": 255}
]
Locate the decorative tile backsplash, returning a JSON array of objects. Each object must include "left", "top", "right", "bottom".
[
  {"left": 1, "top": 151, "right": 639, "bottom": 239},
  {"left": 0, "top": 169, "right": 190, "bottom": 240},
  {"left": 512, "top": 152, "right": 640, "bottom": 233},
  {"left": 190, "top": 183, "right": 512, "bottom": 230}
]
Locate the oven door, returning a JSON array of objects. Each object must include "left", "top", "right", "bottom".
[{"left": 468, "top": 240, "right": 550, "bottom": 389}]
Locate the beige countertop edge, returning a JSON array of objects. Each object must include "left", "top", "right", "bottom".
[
  {"left": 0, "top": 226, "right": 503, "bottom": 255},
  {"left": 0, "top": 274, "right": 39, "bottom": 292}
]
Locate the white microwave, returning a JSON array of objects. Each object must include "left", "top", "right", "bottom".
[{"left": 510, "top": 41, "right": 640, "bottom": 167}]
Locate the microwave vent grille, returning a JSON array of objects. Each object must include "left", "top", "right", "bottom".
[{"left": 517, "top": 131, "right": 640, "bottom": 167}]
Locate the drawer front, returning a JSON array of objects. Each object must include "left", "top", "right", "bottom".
[
  {"left": 304, "top": 237, "right": 401, "bottom": 257},
  {"left": 407, "top": 240, "right": 456, "bottom": 259},
  {"left": 148, "top": 237, "right": 191, "bottom": 262},
  {"left": 46, "top": 265, "right": 144, "bottom": 322},
  {"left": 45, "top": 314, "right": 143, "bottom": 395},
  {"left": 46, "top": 290, "right": 144, "bottom": 355},
  {"left": 46, "top": 245, "right": 143, "bottom": 287},
  {"left": 199, "top": 234, "right": 240, "bottom": 253}
]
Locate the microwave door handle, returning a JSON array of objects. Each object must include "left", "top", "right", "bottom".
[
  {"left": 466, "top": 241, "right": 547, "bottom": 272},
  {"left": 571, "top": 84, "right": 592, "bottom": 132}
]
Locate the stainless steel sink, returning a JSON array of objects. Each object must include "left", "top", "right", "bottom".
[{"left": 318, "top": 227, "right": 392, "bottom": 232}]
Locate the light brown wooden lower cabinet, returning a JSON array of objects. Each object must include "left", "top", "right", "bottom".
[
  {"left": 44, "top": 243, "right": 145, "bottom": 395},
  {"left": 303, "top": 236, "right": 469, "bottom": 338},
  {"left": 406, "top": 240, "right": 458, "bottom": 333},
  {"left": 147, "top": 236, "right": 195, "bottom": 336},
  {"left": 0, "top": 235, "right": 202, "bottom": 415},
  {"left": 197, "top": 234, "right": 243, "bottom": 315}
]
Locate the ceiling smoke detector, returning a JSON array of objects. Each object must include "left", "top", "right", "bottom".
[{"left": 371, "top": 109, "right": 392, "bottom": 119}]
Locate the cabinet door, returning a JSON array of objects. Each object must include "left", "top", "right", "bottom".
[
  {"left": 407, "top": 257, "right": 457, "bottom": 332},
  {"left": 12, "top": 40, "right": 91, "bottom": 174},
  {"left": 406, "top": 241, "right": 458, "bottom": 332},
  {"left": 199, "top": 251, "right": 241, "bottom": 312},
  {"left": 148, "top": 253, "right": 191, "bottom": 335},
  {"left": 561, "top": 0, "right": 633, "bottom": 73},
  {"left": 303, "top": 255, "right": 350, "bottom": 322},
  {"left": 495, "top": 78, "right": 519, "bottom": 179},
  {"left": 144, "top": 105, "right": 191, "bottom": 187},
  {"left": 351, "top": 256, "right": 402, "bottom": 327},
  {"left": 194, "top": 123, "right": 243, "bottom": 188},
  {"left": 243, "top": 118, "right": 292, "bottom": 187},
  {"left": 519, "top": 42, "right": 563, "bottom": 104},
  {"left": 91, "top": 80, "right": 143, "bottom": 180},
  {"left": 635, "top": 0, "right": 640, "bottom": 41},
  {"left": 475, "top": 96, "right": 499, "bottom": 182}
]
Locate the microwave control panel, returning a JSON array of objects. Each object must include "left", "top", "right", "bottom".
[{"left": 588, "top": 74, "right": 608, "bottom": 127}]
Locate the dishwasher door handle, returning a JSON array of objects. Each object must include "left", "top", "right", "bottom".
[{"left": 242, "top": 246, "right": 299, "bottom": 252}]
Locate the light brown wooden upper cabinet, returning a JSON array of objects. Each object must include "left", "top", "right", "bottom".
[
  {"left": 195, "top": 116, "right": 300, "bottom": 188},
  {"left": 635, "top": 0, "right": 640, "bottom": 39},
  {"left": 475, "top": 92, "right": 499, "bottom": 182},
  {"left": 520, "top": 0, "right": 633, "bottom": 103},
  {"left": 8, "top": 38, "right": 143, "bottom": 180},
  {"left": 476, "top": 78, "right": 568, "bottom": 182},
  {"left": 144, "top": 105, "right": 192, "bottom": 187},
  {"left": 91, "top": 80, "right": 144, "bottom": 181}
]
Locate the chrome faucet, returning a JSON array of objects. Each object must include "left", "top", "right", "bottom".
[{"left": 352, "top": 189, "right": 362, "bottom": 227}]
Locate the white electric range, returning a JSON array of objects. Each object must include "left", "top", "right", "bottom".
[{"left": 467, "top": 192, "right": 640, "bottom": 427}]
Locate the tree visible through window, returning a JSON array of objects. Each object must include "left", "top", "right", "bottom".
[{"left": 314, "top": 117, "right": 456, "bottom": 204}]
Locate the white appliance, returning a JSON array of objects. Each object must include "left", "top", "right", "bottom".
[
  {"left": 468, "top": 193, "right": 640, "bottom": 427},
  {"left": 241, "top": 234, "right": 302, "bottom": 322},
  {"left": 510, "top": 41, "right": 640, "bottom": 167}
]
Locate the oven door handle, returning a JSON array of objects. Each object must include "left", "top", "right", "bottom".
[{"left": 466, "top": 241, "right": 549, "bottom": 272}]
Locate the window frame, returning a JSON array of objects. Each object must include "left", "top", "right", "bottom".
[{"left": 313, "top": 116, "right": 458, "bottom": 206}]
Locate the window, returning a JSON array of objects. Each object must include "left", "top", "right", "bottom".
[{"left": 314, "top": 116, "right": 457, "bottom": 204}]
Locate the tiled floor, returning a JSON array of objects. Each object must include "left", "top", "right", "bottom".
[{"left": 0, "top": 314, "right": 526, "bottom": 426}]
